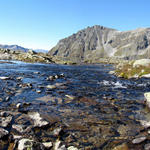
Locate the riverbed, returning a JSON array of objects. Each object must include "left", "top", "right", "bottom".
[{"left": 0, "top": 61, "right": 150, "bottom": 149}]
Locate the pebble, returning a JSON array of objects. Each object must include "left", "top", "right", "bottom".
[{"left": 132, "top": 136, "right": 147, "bottom": 144}]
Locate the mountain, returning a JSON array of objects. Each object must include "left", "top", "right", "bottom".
[
  {"left": 0, "top": 44, "right": 29, "bottom": 52},
  {"left": 49, "top": 25, "right": 150, "bottom": 62},
  {"left": 34, "top": 49, "right": 48, "bottom": 53}
]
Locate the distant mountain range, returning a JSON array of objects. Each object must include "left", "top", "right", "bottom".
[
  {"left": 49, "top": 25, "right": 150, "bottom": 62},
  {"left": 0, "top": 44, "right": 29, "bottom": 52},
  {"left": 0, "top": 44, "right": 48, "bottom": 53}
]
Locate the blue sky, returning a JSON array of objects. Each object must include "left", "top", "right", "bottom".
[{"left": 0, "top": 0, "right": 150, "bottom": 50}]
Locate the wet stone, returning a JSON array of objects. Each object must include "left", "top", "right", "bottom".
[
  {"left": 132, "top": 136, "right": 147, "bottom": 144},
  {"left": 42, "top": 141, "right": 53, "bottom": 149},
  {"left": 28, "top": 112, "right": 49, "bottom": 127},
  {"left": 54, "top": 140, "right": 66, "bottom": 150},
  {"left": 12, "top": 124, "right": 31, "bottom": 133},
  {"left": 67, "top": 146, "right": 78, "bottom": 150}
]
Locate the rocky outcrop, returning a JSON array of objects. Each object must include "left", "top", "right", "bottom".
[
  {"left": 114, "top": 59, "right": 150, "bottom": 79},
  {"left": 49, "top": 25, "right": 150, "bottom": 63},
  {"left": 0, "top": 49, "right": 53, "bottom": 63}
]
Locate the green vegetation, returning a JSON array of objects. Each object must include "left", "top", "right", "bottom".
[{"left": 115, "top": 62, "right": 150, "bottom": 79}]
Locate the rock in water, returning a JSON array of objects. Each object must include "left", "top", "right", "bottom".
[
  {"left": 28, "top": 112, "right": 49, "bottom": 127},
  {"left": 18, "top": 138, "right": 45, "bottom": 150},
  {"left": 144, "top": 92, "right": 150, "bottom": 108},
  {"left": 132, "top": 136, "right": 146, "bottom": 144}
]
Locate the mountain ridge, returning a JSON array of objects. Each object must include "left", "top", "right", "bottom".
[{"left": 49, "top": 25, "right": 150, "bottom": 62}]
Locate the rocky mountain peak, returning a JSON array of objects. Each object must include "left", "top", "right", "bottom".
[{"left": 49, "top": 25, "right": 150, "bottom": 62}]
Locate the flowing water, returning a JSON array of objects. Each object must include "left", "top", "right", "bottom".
[{"left": 0, "top": 61, "right": 150, "bottom": 149}]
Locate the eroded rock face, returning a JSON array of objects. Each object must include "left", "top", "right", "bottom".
[{"left": 49, "top": 26, "right": 150, "bottom": 63}]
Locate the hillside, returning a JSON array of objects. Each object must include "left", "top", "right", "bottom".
[{"left": 49, "top": 25, "right": 150, "bottom": 62}]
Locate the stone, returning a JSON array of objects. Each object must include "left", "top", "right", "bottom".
[
  {"left": 53, "top": 127, "right": 62, "bottom": 136},
  {"left": 16, "top": 103, "right": 22, "bottom": 108},
  {"left": 17, "top": 77, "right": 23, "bottom": 80},
  {"left": 140, "top": 120, "right": 150, "bottom": 128},
  {"left": 144, "top": 92, "right": 150, "bottom": 108},
  {"left": 141, "top": 74, "right": 150, "bottom": 78},
  {"left": 28, "top": 112, "right": 49, "bottom": 127},
  {"left": 36, "top": 90, "right": 41, "bottom": 93},
  {"left": 65, "top": 95, "right": 75, "bottom": 100},
  {"left": 144, "top": 143, "right": 150, "bottom": 150},
  {"left": 13, "top": 135, "right": 22, "bottom": 140},
  {"left": 0, "top": 76, "right": 10, "bottom": 80},
  {"left": 132, "top": 136, "right": 146, "bottom": 144},
  {"left": 46, "top": 85, "right": 57, "bottom": 89},
  {"left": 67, "top": 146, "right": 78, "bottom": 150},
  {"left": 0, "top": 128, "right": 9, "bottom": 138},
  {"left": 112, "top": 143, "right": 129, "bottom": 150},
  {"left": 18, "top": 138, "right": 45, "bottom": 150},
  {"left": 54, "top": 140, "right": 66, "bottom": 150},
  {"left": 133, "top": 59, "right": 150, "bottom": 68},
  {"left": 12, "top": 124, "right": 31, "bottom": 133},
  {"left": 42, "top": 142, "right": 53, "bottom": 148},
  {"left": 0, "top": 116, "right": 12, "bottom": 127}
]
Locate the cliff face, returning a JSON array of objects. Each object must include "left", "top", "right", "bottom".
[{"left": 49, "top": 25, "right": 150, "bottom": 62}]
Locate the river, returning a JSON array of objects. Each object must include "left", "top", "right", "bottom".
[{"left": 0, "top": 61, "right": 150, "bottom": 149}]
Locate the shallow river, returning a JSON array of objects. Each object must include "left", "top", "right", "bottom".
[{"left": 0, "top": 61, "right": 150, "bottom": 149}]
